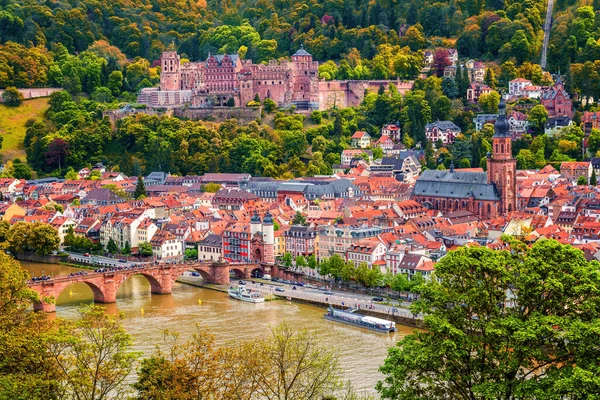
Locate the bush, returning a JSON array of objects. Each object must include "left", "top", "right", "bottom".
[{"left": 2, "top": 87, "right": 24, "bottom": 107}]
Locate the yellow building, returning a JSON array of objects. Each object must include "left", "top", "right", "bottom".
[
  {"left": 274, "top": 229, "right": 286, "bottom": 258},
  {"left": 1, "top": 203, "right": 25, "bottom": 222}
]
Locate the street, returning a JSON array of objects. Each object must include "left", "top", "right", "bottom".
[{"left": 244, "top": 280, "right": 422, "bottom": 320}]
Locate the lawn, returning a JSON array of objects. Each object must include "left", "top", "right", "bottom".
[{"left": 0, "top": 97, "right": 50, "bottom": 162}]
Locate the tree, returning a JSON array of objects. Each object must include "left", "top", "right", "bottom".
[
  {"left": 107, "top": 71, "right": 123, "bottom": 96},
  {"left": 588, "top": 129, "right": 600, "bottom": 154},
  {"left": 202, "top": 183, "right": 221, "bottom": 193},
  {"left": 307, "top": 254, "right": 317, "bottom": 270},
  {"left": 138, "top": 242, "right": 153, "bottom": 257},
  {"left": 249, "top": 323, "right": 344, "bottom": 399},
  {"left": 432, "top": 49, "right": 451, "bottom": 77},
  {"left": 48, "top": 305, "right": 139, "bottom": 400},
  {"left": 29, "top": 222, "right": 60, "bottom": 256},
  {"left": 295, "top": 255, "right": 307, "bottom": 268},
  {"left": 45, "top": 138, "right": 70, "bottom": 174},
  {"left": 528, "top": 105, "right": 549, "bottom": 134},
  {"left": 133, "top": 176, "right": 146, "bottom": 199},
  {"left": 292, "top": 211, "right": 307, "bottom": 226},
  {"left": 592, "top": 169, "right": 597, "bottom": 186},
  {"left": 378, "top": 239, "right": 600, "bottom": 400},
  {"left": 281, "top": 252, "right": 293, "bottom": 268},
  {"left": 478, "top": 91, "right": 500, "bottom": 113},
  {"left": 106, "top": 238, "right": 119, "bottom": 254},
  {"left": 484, "top": 68, "right": 496, "bottom": 89},
  {"left": 122, "top": 241, "right": 131, "bottom": 255},
  {"left": 6, "top": 222, "right": 31, "bottom": 256},
  {"left": 135, "top": 324, "right": 347, "bottom": 399},
  {"left": 0, "top": 252, "right": 62, "bottom": 399},
  {"left": 263, "top": 98, "right": 277, "bottom": 113},
  {"left": 1, "top": 86, "right": 23, "bottom": 106},
  {"left": 577, "top": 175, "right": 588, "bottom": 185}
]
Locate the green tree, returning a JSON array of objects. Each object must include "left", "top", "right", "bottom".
[
  {"left": 107, "top": 71, "right": 123, "bottom": 96},
  {"left": 484, "top": 68, "right": 496, "bottom": 89},
  {"left": 29, "top": 223, "right": 60, "bottom": 256},
  {"left": 106, "top": 238, "right": 119, "bottom": 254},
  {"left": 133, "top": 176, "right": 146, "bottom": 199},
  {"left": 122, "top": 241, "right": 131, "bottom": 255},
  {"left": 295, "top": 255, "right": 307, "bottom": 268},
  {"left": 202, "top": 183, "right": 221, "bottom": 193},
  {"left": 48, "top": 305, "right": 139, "bottom": 400},
  {"left": 478, "top": 91, "right": 500, "bottom": 113},
  {"left": 1, "top": 86, "right": 23, "bottom": 106},
  {"left": 307, "top": 254, "right": 317, "bottom": 270},
  {"left": 6, "top": 222, "right": 32, "bottom": 256},
  {"left": 282, "top": 252, "right": 293, "bottom": 268},
  {"left": 592, "top": 169, "right": 597, "bottom": 186},
  {"left": 0, "top": 252, "right": 62, "bottom": 399},
  {"left": 263, "top": 98, "right": 277, "bottom": 113},
  {"left": 292, "top": 211, "right": 307, "bottom": 226},
  {"left": 577, "top": 175, "right": 588, "bottom": 185},
  {"left": 378, "top": 239, "right": 600, "bottom": 400},
  {"left": 528, "top": 105, "right": 549, "bottom": 134},
  {"left": 588, "top": 129, "right": 600, "bottom": 154},
  {"left": 138, "top": 242, "right": 153, "bottom": 257}
]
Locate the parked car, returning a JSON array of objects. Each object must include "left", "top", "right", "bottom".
[
  {"left": 271, "top": 277, "right": 279, "bottom": 282},
  {"left": 323, "top": 290, "right": 333, "bottom": 295},
  {"left": 83, "top": 253, "right": 91, "bottom": 257},
  {"left": 275, "top": 287, "right": 285, "bottom": 292},
  {"left": 372, "top": 296, "right": 384, "bottom": 302},
  {"left": 238, "top": 280, "right": 246, "bottom": 285},
  {"left": 119, "top": 259, "right": 127, "bottom": 263}
]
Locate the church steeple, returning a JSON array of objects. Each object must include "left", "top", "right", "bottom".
[{"left": 487, "top": 94, "right": 517, "bottom": 215}]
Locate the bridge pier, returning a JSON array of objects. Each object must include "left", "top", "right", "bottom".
[
  {"left": 210, "top": 265, "right": 230, "bottom": 285},
  {"left": 34, "top": 299, "right": 56, "bottom": 313},
  {"left": 152, "top": 269, "right": 173, "bottom": 294},
  {"left": 94, "top": 277, "right": 117, "bottom": 304}
]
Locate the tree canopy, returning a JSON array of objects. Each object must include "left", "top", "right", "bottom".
[{"left": 377, "top": 239, "right": 600, "bottom": 400}]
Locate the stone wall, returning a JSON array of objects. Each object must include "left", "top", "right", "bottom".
[
  {"left": 17, "top": 252, "right": 68, "bottom": 264},
  {"left": 0, "top": 88, "right": 62, "bottom": 102},
  {"left": 174, "top": 106, "right": 261, "bottom": 124},
  {"left": 318, "top": 80, "right": 414, "bottom": 111}
]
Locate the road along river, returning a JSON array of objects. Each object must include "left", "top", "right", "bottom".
[{"left": 23, "top": 261, "right": 418, "bottom": 394}]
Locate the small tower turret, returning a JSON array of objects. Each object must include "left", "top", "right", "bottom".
[{"left": 250, "top": 211, "right": 261, "bottom": 236}]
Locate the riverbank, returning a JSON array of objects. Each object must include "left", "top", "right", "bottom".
[{"left": 176, "top": 276, "right": 423, "bottom": 329}]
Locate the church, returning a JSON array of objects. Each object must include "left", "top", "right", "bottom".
[{"left": 412, "top": 99, "right": 516, "bottom": 220}]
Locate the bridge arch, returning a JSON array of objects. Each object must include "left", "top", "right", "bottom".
[
  {"left": 115, "top": 273, "right": 164, "bottom": 296},
  {"left": 230, "top": 267, "right": 250, "bottom": 279},
  {"left": 250, "top": 267, "right": 263, "bottom": 278},
  {"left": 56, "top": 280, "right": 111, "bottom": 304}
]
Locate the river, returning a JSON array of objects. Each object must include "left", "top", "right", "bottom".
[{"left": 23, "top": 261, "right": 417, "bottom": 395}]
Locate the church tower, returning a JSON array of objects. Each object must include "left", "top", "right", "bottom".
[{"left": 487, "top": 98, "right": 517, "bottom": 214}]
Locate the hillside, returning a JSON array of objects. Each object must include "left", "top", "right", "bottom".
[{"left": 0, "top": 98, "right": 49, "bottom": 162}]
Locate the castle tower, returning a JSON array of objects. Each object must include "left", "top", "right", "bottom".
[
  {"left": 160, "top": 51, "right": 181, "bottom": 91},
  {"left": 262, "top": 211, "right": 275, "bottom": 265},
  {"left": 250, "top": 212, "right": 261, "bottom": 236},
  {"left": 487, "top": 98, "right": 517, "bottom": 214}
]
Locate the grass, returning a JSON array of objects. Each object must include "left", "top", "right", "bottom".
[{"left": 0, "top": 97, "right": 50, "bottom": 162}]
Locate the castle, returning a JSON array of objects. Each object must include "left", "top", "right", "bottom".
[
  {"left": 138, "top": 47, "right": 414, "bottom": 111},
  {"left": 139, "top": 46, "right": 319, "bottom": 110},
  {"left": 412, "top": 99, "right": 516, "bottom": 219}
]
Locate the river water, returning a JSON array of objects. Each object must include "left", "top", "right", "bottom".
[{"left": 23, "top": 262, "right": 416, "bottom": 395}]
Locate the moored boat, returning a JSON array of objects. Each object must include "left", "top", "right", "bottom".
[
  {"left": 228, "top": 286, "right": 265, "bottom": 303},
  {"left": 324, "top": 307, "right": 396, "bottom": 333}
]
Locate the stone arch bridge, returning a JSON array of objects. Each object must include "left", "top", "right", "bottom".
[{"left": 28, "top": 261, "right": 266, "bottom": 312}]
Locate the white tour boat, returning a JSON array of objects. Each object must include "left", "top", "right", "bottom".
[{"left": 228, "top": 286, "right": 265, "bottom": 303}]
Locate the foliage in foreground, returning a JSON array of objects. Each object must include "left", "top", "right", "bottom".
[
  {"left": 135, "top": 323, "right": 356, "bottom": 400},
  {"left": 377, "top": 238, "right": 600, "bottom": 400}
]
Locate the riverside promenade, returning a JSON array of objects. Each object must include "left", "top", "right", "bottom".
[{"left": 178, "top": 275, "right": 424, "bottom": 329}]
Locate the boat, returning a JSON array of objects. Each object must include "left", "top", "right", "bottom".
[
  {"left": 228, "top": 286, "right": 265, "bottom": 303},
  {"left": 324, "top": 307, "right": 396, "bottom": 333}
]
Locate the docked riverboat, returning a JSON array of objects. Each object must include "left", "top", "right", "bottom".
[
  {"left": 324, "top": 307, "right": 396, "bottom": 333},
  {"left": 228, "top": 286, "right": 265, "bottom": 303}
]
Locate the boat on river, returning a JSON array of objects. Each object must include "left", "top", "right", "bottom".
[
  {"left": 228, "top": 286, "right": 265, "bottom": 303},
  {"left": 324, "top": 307, "right": 396, "bottom": 333}
]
